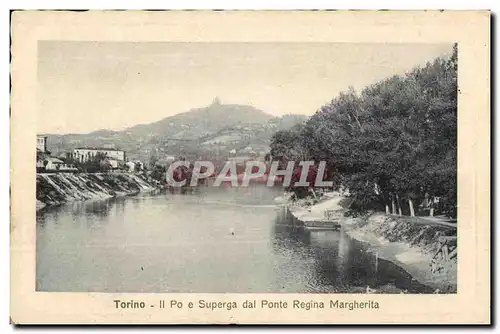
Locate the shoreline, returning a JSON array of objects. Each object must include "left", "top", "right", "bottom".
[
  {"left": 36, "top": 189, "right": 150, "bottom": 212},
  {"left": 286, "top": 195, "right": 457, "bottom": 293},
  {"left": 343, "top": 216, "right": 457, "bottom": 293},
  {"left": 36, "top": 172, "right": 160, "bottom": 211}
]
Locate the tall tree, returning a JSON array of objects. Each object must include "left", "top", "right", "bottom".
[{"left": 269, "top": 45, "right": 457, "bottom": 217}]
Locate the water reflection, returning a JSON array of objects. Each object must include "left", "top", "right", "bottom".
[
  {"left": 36, "top": 185, "right": 432, "bottom": 293},
  {"left": 273, "top": 211, "right": 434, "bottom": 293}
]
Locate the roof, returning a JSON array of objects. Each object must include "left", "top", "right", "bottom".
[
  {"left": 45, "top": 157, "right": 64, "bottom": 163},
  {"left": 74, "top": 147, "right": 124, "bottom": 152}
]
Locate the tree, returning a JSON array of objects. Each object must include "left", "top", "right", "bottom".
[
  {"left": 269, "top": 45, "right": 457, "bottom": 217},
  {"left": 270, "top": 124, "right": 310, "bottom": 163},
  {"left": 151, "top": 164, "right": 166, "bottom": 183},
  {"left": 149, "top": 152, "right": 159, "bottom": 169}
]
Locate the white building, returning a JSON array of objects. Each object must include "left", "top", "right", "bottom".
[
  {"left": 125, "top": 160, "right": 145, "bottom": 172},
  {"left": 73, "top": 147, "right": 126, "bottom": 163},
  {"left": 45, "top": 157, "right": 64, "bottom": 170},
  {"left": 105, "top": 158, "right": 121, "bottom": 169},
  {"left": 37, "top": 135, "right": 48, "bottom": 152},
  {"left": 125, "top": 161, "right": 136, "bottom": 172},
  {"left": 44, "top": 157, "right": 78, "bottom": 172}
]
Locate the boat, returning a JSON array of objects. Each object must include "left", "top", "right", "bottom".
[{"left": 303, "top": 220, "right": 341, "bottom": 231}]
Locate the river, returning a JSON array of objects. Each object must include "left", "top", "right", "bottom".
[{"left": 36, "top": 185, "right": 433, "bottom": 293}]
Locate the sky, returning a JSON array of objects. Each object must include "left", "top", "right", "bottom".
[{"left": 38, "top": 42, "right": 453, "bottom": 134}]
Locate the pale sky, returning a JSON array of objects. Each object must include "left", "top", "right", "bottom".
[{"left": 38, "top": 42, "right": 453, "bottom": 134}]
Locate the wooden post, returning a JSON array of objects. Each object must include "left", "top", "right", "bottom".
[
  {"left": 443, "top": 243, "right": 449, "bottom": 262},
  {"left": 429, "top": 196, "right": 434, "bottom": 217},
  {"left": 409, "top": 199, "right": 415, "bottom": 217},
  {"left": 310, "top": 188, "right": 318, "bottom": 201},
  {"left": 391, "top": 194, "right": 396, "bottom": 215},
  {"left": 396, "top": 194, "right": 402, "bottom": 216}
]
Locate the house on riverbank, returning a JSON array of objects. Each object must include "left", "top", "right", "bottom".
[
  {"left": 36, "top": 135, "right": 78, "bottom": 172},
  {"left": 44, "top": 157, "right": 78, "bottom": 172}
]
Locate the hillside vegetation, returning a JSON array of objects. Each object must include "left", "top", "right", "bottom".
[{"left": 44, "top": 99, "right": 307, "bottom": 164}]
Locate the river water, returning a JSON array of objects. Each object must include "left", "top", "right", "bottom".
[{"left": 36, "top": 185, "right": 432, "bottom": 293}]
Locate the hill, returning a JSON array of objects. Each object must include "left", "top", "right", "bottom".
[
  {"left": 124, "top": 99, "right": 272, "bottom": 139},
  {"left": 43, "top": 100, "right": 308, "bottom": 164}
]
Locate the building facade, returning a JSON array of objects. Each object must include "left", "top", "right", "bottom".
[
  {"left": 37, "top": 135, "right": 48, "bottom": 152},
  {"left": 44, "top": 157, "right": 78, "bottom": 172},
  {"left": 73, "top": 148, "right": 126, "bottom": 163}
]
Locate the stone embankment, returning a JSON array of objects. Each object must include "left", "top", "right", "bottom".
[
  {"left": 285, "top": 193, "right": 457, "bottom": 292},
  {"left": 36, "top": 173, "right": 159, "bottom": 210}
]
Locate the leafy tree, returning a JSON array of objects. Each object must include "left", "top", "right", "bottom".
[
  {"left": 149, "top": 152, "right": 159, "bottom": 169},
  {"left": 269, "top": 44, "right": 457, "bottom": 217},
  {"left": 151, "top": 164, "right": 166, "bottom": 183}
]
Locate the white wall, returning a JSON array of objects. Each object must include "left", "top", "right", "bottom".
[{"left": 73, "top": 149, "right": 125, "bottom": 162}]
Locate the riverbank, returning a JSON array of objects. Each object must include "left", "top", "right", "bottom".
[
  {"left": 343, "top": 213, "right": 457, "bottom": 293},
  {"left": 36, "top": 172, "right": 160, "bottom": 210},
  {"left": 287, "top": 194, "right": 457, "bottom": 293}
]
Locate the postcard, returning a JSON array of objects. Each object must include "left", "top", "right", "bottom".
[{"left": 10, "top": 10, "right": 490, "bottom": 324}]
